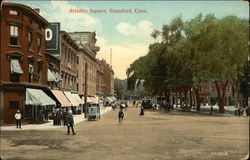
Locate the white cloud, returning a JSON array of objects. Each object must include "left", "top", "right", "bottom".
[
  {"left": 96, "top": 36, "right": 151, "bottom": 79},
  {"left": 138, "top": 20, "right": 153, "bottom": 34},
  {"left": 116, "top": 20, "right": 153, "bottom": 37},
  {"left": 116, "top": 22, "right": 137, "bottom": 35},
  {"left": 42, "top": 1, "right": 101, "bottom": 32}
]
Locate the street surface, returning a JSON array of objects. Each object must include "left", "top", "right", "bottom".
[{"left": 0, "top": 104, "right": 249, "bottom": 160}]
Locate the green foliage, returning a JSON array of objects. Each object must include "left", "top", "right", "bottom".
[{"left": 126, "top": 14, "right": 248, "bottom": 99}]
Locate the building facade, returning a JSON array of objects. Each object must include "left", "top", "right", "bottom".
[
  {"left": 60, "top": 31, "right": 78, "bottom": 92},
  {"left": 76, "top": 45, "right": 97, "bottom": 97},
  {"left": 96, "top": 60, "right": 104, "bottom": 95},
  {"left": 0, "top": 3, "right": 50, "bottom": 124},
  {"left": 46, "top": 52, "right": 61, "bottom": 89},
  {"left": 68, "top": 31, "right": 100, "bottom": 53},
  {"left": 68, "top": 32, "right": 99, "bottom": 97},
  {"left": 96, "top": 59, "right": 114, "bottom": 96}
]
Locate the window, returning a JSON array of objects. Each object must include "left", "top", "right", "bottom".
[
  {"left": 38, "top": 63, "right": 43, "bottom": 84},
  {"left": 76, "top": 56, "right": 79, "bottom": 64},
  {"left": 10, "top": 73, "right": 20, "bottom": 81},
  {"left": 9, "top": 10, "right": 18, "bottom": 15},
  {"left": 38, "top": 37, "right": 42, "bottom": 55},
  {"left": 77, "top": 83, "right": 79, "bottom": 91},
  {"left": 29, "top": 18, "right": 32, "bottom": 24},
  {"left": 9, "top": 101, "right": 19, "bottom": 109},
  {"left": 10, "top": 59, "right": 23, "bottom": 82},
  {"left": 28, "top": 32, "right": 33, "bottom": 50},
  {"left": 24, "top": 105, "right": 32, "bottom": 118},
  {"left": 28, "top": 64, "right": 34, "bottom": 83},
  {"left": 10, "top": 25, "right": 19, "bottom": 46}
]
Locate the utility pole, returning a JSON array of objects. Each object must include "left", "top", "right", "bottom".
[
  {"left": 110, "top": 48, "right": 112, "bottom": 67},
  {"left": 84, "top": 62, "right": 88, "bottom": 118}
]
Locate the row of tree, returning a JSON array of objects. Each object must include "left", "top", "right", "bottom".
[{"left": 126, "top": 14, "right": 248, "bottom": 113}]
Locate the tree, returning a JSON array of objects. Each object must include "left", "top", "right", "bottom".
[
  {"left": 114, "top": 78, "right": 126, "bottom": 100},
  {"left": 127, "top": 14, "right": 248, "bottom": 114}
]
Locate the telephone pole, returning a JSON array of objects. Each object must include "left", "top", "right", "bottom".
[{"left": 84, "top": 62, "right": 88, "bottom": 118}]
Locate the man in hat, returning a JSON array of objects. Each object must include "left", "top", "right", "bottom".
[
  {"left": 14, "top": 109, "right": 22, "bottom": 129},
  {"left": 118, "top": 109, "right": 124, "bottom": 123},
  {"left": 65, "top": 110, "right": 76, "bottom": 135}
]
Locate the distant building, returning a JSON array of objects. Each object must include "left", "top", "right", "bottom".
[
  {"left": 68, "top": 32, "right": 99, "bottom": 97},
  {"left": 0, "top": 3, "right": 56, "bottom": 124},
  {"left": 96, "top": 59, "right": 114, "bottom": 96},
  {"left": 68, "top": 31, "right": 100, "bottom": 53},
  {"left": 76, "top": 44, "right": 97, "bottom": 97}
]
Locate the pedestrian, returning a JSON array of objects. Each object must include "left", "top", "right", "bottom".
[
  {"left": 140, "top": 107, "right": 144, "bottom": 115},
  {"left": 210, "top": 106, "right": 213, "bottom": 115},
  {"left": 52, "top": 110, "right": 56, "bottom": 125},
  {"left": 44, "top": 110, "right": 49, "bottom": 122},
  {"left": 14, "top": 109, "right": 22, "bottom": 129},
  {"left": 246, "top": 106, "right": 250, "bottom": 117},
  {"left": 118, "top": 109, "right": 124, "bottom": 123},
  {"left": 56, "top": 110, "right": 62, "bottom": 126},
  {"left": 65, "top": 110, "right": 76, "bottom": 135},
  {"left": 62, "top": 111, "right": 67, "bottom": 126}
]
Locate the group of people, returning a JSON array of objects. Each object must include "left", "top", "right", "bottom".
[
  {"left": 117, "top": 104, "right": 145, "bottom": 123},
  {"left": 52, "top": 110, "right": 65, "bottom": 126},
  {"left": 13, "top": 101, "right": 147, "bottom": 133},
  {"left": 53, "top": 109, "right": 76, "bottom": 135},
  {"left": 14, "top": 109, "right": 76, "bottom": 135}
]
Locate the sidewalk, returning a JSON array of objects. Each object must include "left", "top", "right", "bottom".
[
  {"left": 173, "top": 107, "right": 237, "bottom": 117},
  {"left": 1, "top": 106, "right": 113, "bottom": 131}
]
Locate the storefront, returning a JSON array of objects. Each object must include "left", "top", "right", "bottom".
[
  {"left": 25, "top": 88, "right": 56, "bottom": 123},
  {"left": 72, "top": 93, "right": 84, "bottom": 114},
  {"left": 63, "top": 91, "right": 80, "bottom": 114},
  {"left": 50, "top": 89, "right": 72, "bottom": 111}
]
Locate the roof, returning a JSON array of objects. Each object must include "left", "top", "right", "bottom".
[
  {"left": 60, "top": 31, "right": 79, "bottom": 49},
  {"left": 3, "top": 2, "right": 49, "bottom": 26}
]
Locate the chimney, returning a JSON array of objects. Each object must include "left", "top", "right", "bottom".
[{"left": 34, "top": 8, "right": 40, "bottom": 14}]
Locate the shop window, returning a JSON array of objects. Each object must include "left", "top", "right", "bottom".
[
  {"left": 9, "top": 101, "right": 19, "bottom": 109},
  {"left": 9, "top": 10, "right": 18, "bottom": 15},
  {"left": 24, "top": 105, "right": 32, "bottom": 118},
  {"left": 10, "top": 25, "right": 19, "bottom": 46},
  {"left": 10, "top": 73, "right": 20, "bottom": 82},
  {"left": 28, "top": 32, "right": 33, "bottom": 51}
]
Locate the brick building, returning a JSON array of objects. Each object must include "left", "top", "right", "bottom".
[
  {"left": 76, "top": 44, "right": 97, "bottom": 97},
  {"left": 96, "top": 59, "right": 114, "bottom": 96},
  {"left": 0, "top": 3, "right": 56, "bottom": 124},
  {"left": 46, "top": 52, "right": 61, "bottom": 89},
  {"left": 59, "top": 31, "right": 78, "bottom": 92},
  {"left": 68, "top": 32, "right": 99, "bottom": 97}
]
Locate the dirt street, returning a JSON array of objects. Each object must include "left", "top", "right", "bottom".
[{"left": 0, "top": 105, "right": 249, "bottom": 160}]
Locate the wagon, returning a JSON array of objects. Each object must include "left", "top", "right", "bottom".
[{"left": 88, "top": 104, "right": 100, "bottom": 121}]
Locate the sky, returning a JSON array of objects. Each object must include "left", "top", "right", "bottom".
[{"left": 7, "top": 0, "right": 249, "bottom": 79}]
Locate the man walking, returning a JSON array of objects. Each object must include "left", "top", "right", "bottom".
[
  {"left": 66, "top": 110, "right": 76, "bottom": 135},
  {"left": 118, "top": 109, "right": 124, "bottom": 123},
  {"left": 14, "top": 109, "right": 22, "bottom": 129}
]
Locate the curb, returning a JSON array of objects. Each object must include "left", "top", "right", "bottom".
[{"left": 1, "top": 107, "right": 113, "bottom": 131}]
